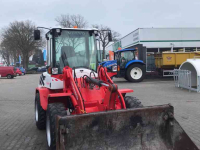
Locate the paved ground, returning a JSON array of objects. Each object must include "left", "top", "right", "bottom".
[{"left": 0, "top": 74, "right": 200, "bottom": 150}]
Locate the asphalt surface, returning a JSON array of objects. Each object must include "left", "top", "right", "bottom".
[{"left": 0, "top": 74, "right": 200, "bottom": 150}]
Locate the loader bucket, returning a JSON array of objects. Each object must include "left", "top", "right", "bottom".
[{"left": 56, "top": 104, "right": 198, "bottom": 150}]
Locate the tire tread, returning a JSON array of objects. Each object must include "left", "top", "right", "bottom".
[
  {"left": 124, "top": 96, "right": 143, "bottom": 108},
  {"left": 47, "top": 103, "right": 67, "bottom": 150},
  {"left": 35, "top": 93, "right": 46, "bottom": 130}
]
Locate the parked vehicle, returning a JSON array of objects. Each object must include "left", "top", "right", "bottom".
[
  {"left": 155, "top": 52, "right": 200, "bottom": 76},
  {"left": 0, "top": 67, "right": 16, "bottom": 79},
  {"left": 18, "top": 67, "right": 26, "bottom": 75},
  {"left": 37, "top": 66, "right": 47, "bottom": 72},
  {"left": 26, "top": 67, "right": 38, "bottom": 74},
  {"left": 15, "top": 68, "right": 22, "bottom": 76},
  {"left": 100, "top": 49, "right": 146, "bottom": 82}
]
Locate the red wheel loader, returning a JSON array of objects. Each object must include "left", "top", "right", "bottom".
[{"left": 34, "top": 27, "right": 198, "bottom": 150}]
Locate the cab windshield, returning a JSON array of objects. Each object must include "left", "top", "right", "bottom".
[{"left": 54, "top": 30, "right": 97, "bottom": 73}]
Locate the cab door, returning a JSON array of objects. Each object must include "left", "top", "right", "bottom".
[
  {"left": 2, "top": 68, "right": 7, "bottom": 77},
  {"left": 117, "top": 51, "right": 135, "bottom": 77}
]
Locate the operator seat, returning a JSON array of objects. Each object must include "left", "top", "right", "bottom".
[{"left": 59, "top": 46, "right": 77, "bottom": 70}]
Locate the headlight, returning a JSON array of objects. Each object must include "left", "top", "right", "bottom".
[
  {"left": 112, "top": 66, "right": 117, "bottom": 72},
  {"left": 52, "top": 68, "right": 58, "bottom": 74}
]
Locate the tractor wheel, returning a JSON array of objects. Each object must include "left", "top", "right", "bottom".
[
  {"left": 126, "top": 64, "right": 145, "bottom": 82},
  {"left": 46, "top": 103, "right": 67, "bottom": 150},
  {"left": 35, "top": 93, "right": 46, "bottom": 130},
  {"left": 124, "top": 96, "right": 143, "bottom": 108},
  {"left": 7, "top": 74, "right": 12, "bottom": 79}
]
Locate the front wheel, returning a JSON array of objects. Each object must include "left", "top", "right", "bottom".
[
  {"left": 46, "top": 103, "right": 67, "bottom": 150},
  {"left": 126, "top": 64, "right": 145, "bottom": 82},
  {"left": 35, "top": 93, "right": 46, "bottom": 130},
  {"left": 7, "top": 74, "right": 12, "bottom": 79},
  {"left": 124, "top": 96, "right": 143, "bottom": 108}
]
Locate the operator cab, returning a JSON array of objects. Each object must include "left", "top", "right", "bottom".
[
  {"left": 45, "top": 28, "right": 99, "bottom": 74},
  {"left": 115, "top": 49, "right": 138, "bottom": 69},
  {"left": 34, "top": 28, "right": 112, "bottom": 76}
]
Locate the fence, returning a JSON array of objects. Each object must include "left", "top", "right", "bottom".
[{"left": 174, "top": 69, "right": 200, "bottom": 92}]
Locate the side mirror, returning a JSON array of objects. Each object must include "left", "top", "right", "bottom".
[
  {"left": 34, "top": 30, "right": 40, "bottom": 40},
  {"left": 108, "top": 31, "right": 112, "bottom": 42}
]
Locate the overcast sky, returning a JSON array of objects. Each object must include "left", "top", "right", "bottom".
[{"left": 1, "top": 0, "right": 200, "bottom": 37}]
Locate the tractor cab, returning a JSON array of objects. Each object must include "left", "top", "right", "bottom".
[
  {"left": 42, "top": 28, "right": 98, "bottom": 73},
  {"left": 115, "top": 49, "right": 138, "bottom": 75}
]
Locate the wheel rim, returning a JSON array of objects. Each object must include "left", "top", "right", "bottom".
[
  {"left": 46, "top": 115, "right": 51, "bottom": 147},
  {"left": 130, "top": 67, "right": 142, "bottom": 80},
  {"left": 8, "top": 75, "right": 11, "bottom": 78},
  {"left": 35, "top": 101, "right": 38, "bottom": 122}
]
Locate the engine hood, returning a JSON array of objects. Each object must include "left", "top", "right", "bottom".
[{"left": 99, "top": 60, "right": 117, "bottom": 68}]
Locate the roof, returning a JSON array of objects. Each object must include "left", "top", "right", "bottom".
[
  {"left": 45, "top": 27, "right": 99, "bottom": 36},
  {"left": 106, "top": 27, "right": 200, "bottom": 50},
  {"left": 50, "top": 27, "right": 98, "bottom": 31},
  {"left": 114, "top": 49, "right": 136, "bottom": 53}
]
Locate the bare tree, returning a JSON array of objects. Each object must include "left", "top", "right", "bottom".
[
  {"left": 0, "top": 44, "right": 11, "bottom": 65},
  {"left": 92, "top": 24, "right": 121, "bottom": 59},
  {"left": 55, "top": 14, "right": 88, "bottom": 28},
  {"left": 0, "top": 30, "right": 19, "bottom": 65},
  {"left": 1, "top": 20, "right": 44, "bottom": 68}
]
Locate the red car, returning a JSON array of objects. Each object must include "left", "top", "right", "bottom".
[
  {"left": 0, "top": 67, "right": 16, "bottom": 79},
  {"left": 16, "top": 68, "right": 22, "bottom": 76}
]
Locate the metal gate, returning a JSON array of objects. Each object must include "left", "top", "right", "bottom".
[{"left": 174, "top": 69, "right": 200, "bottom": 92}]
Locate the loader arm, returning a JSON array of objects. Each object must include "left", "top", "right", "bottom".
[{"left": 62, "top": 66, "right": 85, "bottom": 114}]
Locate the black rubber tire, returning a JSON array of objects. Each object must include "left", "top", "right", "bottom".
[
  {"left": 126, "top": 64, "right": 145, "bottom": 82},
  {"left": 35, "top": 93, "right": 46, "bottom": 130},
  {"left": 7, "top": 74, "right": 12, "bottom": 79},
  {"left": 124, "top": 75, "right": 128, "bottom": 81},
  {"left": 124, "top": 96, "right": 143, "bottom": 108},
  {"left": 46, "top": 103, "right": 67, "bottom": 150}
]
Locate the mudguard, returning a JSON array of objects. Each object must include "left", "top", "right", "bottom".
[
  {"left": 125, "top": 60, "right": 145, "bottom": 69},
  {"left": 36, "top": 87, "right": 50, "bottom": 110},
  {"left": 56, "top": 104, "right": 198, "bottom": 150}
]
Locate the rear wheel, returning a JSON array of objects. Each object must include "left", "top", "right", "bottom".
[
  {"left": 7, "top": 74, "right": 12, "bottom": 79},
  {"left": 35, "top": 93, "right": 46, "bottom": 130},
  {"left": 124, "top": 96, "right": 143, "bottom": 108},
  {"left": 126, "top": 64, "right": 145, "bottom": 82},
  {"left": 46, "top": 103, "right": 67, "bottom": 150}
]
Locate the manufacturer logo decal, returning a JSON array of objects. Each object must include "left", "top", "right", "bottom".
[
  {"left": 107, "top": 63, "right": 117, "bottom": 67},
  {"left": 166, "top": 56, "right": 172, "bottom": 61}
]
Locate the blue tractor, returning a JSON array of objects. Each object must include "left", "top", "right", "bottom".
[{"left": 100, "top": 49, "right": 146, "bottom": 82}]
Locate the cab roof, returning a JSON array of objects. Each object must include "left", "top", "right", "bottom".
[
  {"left": 49, "top": 27, "right": 98, "bottom": 31},
  {"left": 45, "top": 27, "right": 98, "bottom": 36}
]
